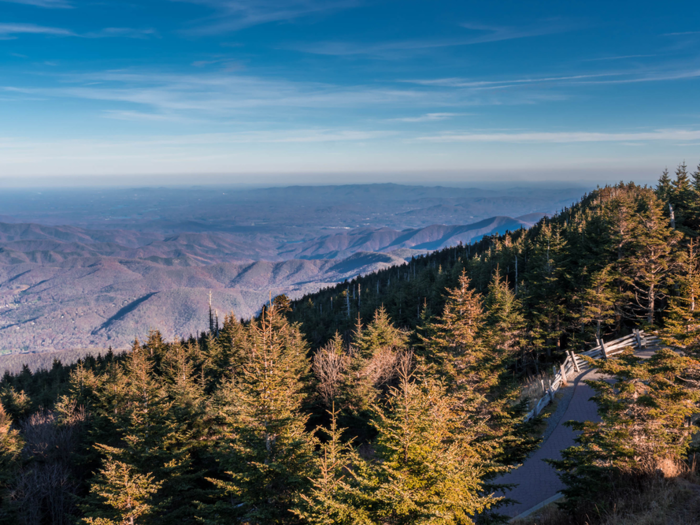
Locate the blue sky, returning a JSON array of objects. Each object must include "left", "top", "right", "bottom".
[{"left": 0, "top": 0, "right": 699, "bottom": 185}]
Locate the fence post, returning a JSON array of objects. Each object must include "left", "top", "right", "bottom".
[
  {"left": 569, "top": 350, "right": 581, "bottom": 372},
  {"left": 560, "top": 363, "right": 568, "bottom": 386},
  {"left": 634, "top": 329, "right": 642, "bottom": 349},
  {"left": 598, "top": 336, "right": 608, "bottom": 359}
]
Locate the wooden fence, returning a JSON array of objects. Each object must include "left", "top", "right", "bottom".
[{"left": 522, "top": 329, "right": 660, "bottom": 422}]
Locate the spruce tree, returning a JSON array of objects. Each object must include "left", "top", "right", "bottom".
[
  {"left": 339, "top": 309, "right": 408, "bottom": 421},
  {"left": 622, "top": 190, "right": 682, "bottom": 325},
  {"left": 0, "top": 403, "right": 23, "bottom": 523},
  {"left": 656, "top": 168, "right": 672, "bottom": 202},
  {"left": 580, "top": 265, "right": 616, "bottom": 340},
  {"left": 420, "top": 269, "right": 487, "bottom": 391},
  {"left": 292, "top": 406, "right": 368, "bottom": 525},
  {"left": 82, "top": 456, "right": 163, "bottom": 525},
  {"left": 358, "top": 369, "right": 498, "bottom": 524},
  {"left": 484, "top": 267, "right": 527, "bottom": 373},
  {"left": 550, "top": 348, "right": 700, "bottom": 515},
  {"left": 662, "top": 238, "right": 700, "bottom": 355},
  {"left": 206, "top": 308, "right": 315, "bottom": 524}
]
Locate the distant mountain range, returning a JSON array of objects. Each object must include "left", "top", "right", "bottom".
[
  {"left": 0, "top": 182, "right": 589, "bottom": 356},
  {"left": 0, "top": 214, "right": 543, "bottom": 353}
]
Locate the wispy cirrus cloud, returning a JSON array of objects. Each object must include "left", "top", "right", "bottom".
[
  {"left": 0, "top": 23, "right": 75, "bottom": 38},
  {"left": 403, "top": 62, "right": 700, "bottom": 91},
  {"left": 0, "top": 0, "right": 72, "bottom": 8},
  {"left": 288, "top": 19, "right": 573, "bottom": 58},
  {"left": 401, "top": 73, "right": 616, "bottom": 89},
  {"left": 583, "top": 54, "right": 657, "bottom": 62},
  {"left": 176, "top": 0, "right": 358, "bottom": 34},
  {"left": 0, "top": 129, "right": 394, "bottom": 155},
  {"left": 3, "top": 69, "right": 433, "bottom": 117},
  {"left": 418, "top": 129, "right": 700, "bottom": 143},
  {"left": 85, "top": 28, "right": 159, "bottom": 39},
  {"left": 0, "top": 24, "right": 159, "bottom": 39},
  {"left": 2, "top": 67, "right": 567, "bottom": 124},
  {"left": 388, "top": 113, "right": 463, "bottom": 123}
]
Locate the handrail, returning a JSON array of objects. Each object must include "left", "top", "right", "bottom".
[{"left": 522, "top": 329, "right": 651, "bottom": 422}]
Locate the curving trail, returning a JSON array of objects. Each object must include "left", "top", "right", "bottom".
[{"left": 499, "top": 347, "right": 658, "bottom": 520}]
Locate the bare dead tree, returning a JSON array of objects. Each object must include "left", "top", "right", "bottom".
[{"left": 313, "top": 344, "right": 349, "bottom": 406}]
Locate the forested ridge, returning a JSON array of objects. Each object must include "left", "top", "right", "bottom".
[{"left": 0, "top": 165, "right": 699, "bottom": 524}]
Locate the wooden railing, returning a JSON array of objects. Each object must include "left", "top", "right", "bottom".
[{"left": 522, "top": 329, "right": 660, "bottom": 422}]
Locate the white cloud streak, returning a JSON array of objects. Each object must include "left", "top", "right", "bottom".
[
  {"left": 0, "top": 0, "right": 72, "bottom": 8},
  {"left": 288, "top": 20, "right": 573, "bottom": 57},
  {"left": 388, "top": 113, "right": 462, "bottom": 122},
  {"left": 176, "top": 0, "right": 358, "bottom": 34},
  {"left": 418, "top": 129, "right": 700, "bottom": 143},
  {"left": 0, "top": 23, "right": 75, "bottom": 37}
]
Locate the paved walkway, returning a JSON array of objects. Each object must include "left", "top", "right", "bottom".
[
  {"left": 498, "top": 364, "right": 603, "bottom": 518},
  {"left": 499, "top": 347, "right": 659, "bottom": 519}
]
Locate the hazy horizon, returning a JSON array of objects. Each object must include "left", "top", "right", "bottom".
[
  {"left": 0, "top": 167, "right": 675, "bottom": 189},
  {"left": 1, "top": 0, "right": 698, "bottom": 184}
]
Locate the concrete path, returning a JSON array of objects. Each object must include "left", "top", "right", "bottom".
[
  {"left": 499, "top": 346, "right": 659, "bottom": 519},
  {"left": 498, "top": 364, "right": 603, "bottom": 518}
]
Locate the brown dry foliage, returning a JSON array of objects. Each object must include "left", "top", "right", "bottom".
[{"left": 313, "top": 344, "right": 349, "bottom": 406}]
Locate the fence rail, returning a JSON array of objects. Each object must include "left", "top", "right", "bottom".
[{"left": 522, "top": 329, "right": 658, "bottom": 422}]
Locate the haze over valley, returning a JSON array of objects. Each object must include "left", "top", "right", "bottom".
[{"left": 0, "top": 183, "right": 583, "bottom": 354}]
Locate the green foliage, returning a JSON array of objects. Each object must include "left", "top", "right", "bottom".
[
  {"left": 205, "top": 308, "right": 315, "bottom": 524},
  {"left": 361, "top": 370, "right": 498, "bottom": 524},
  {"left": 549, "top": 349, "right": 700, "bottom": 515},
  {"left": 1, "top": 169, "right": 699, "bottom": 524},
  {"left": 292, "top": 406, "right": 367, "bottom": 525},
  {"left": 0, "top": 403, "right": 23, "bottom": 522},
  {"left": 662, "top": 238, "right": 700, "bottom": 355},
  {"left": 580, "top": 265, "right": 616, "bottom": 340},
  {"left": 82, "top": 456, "right": 163, "bottom": 525}
]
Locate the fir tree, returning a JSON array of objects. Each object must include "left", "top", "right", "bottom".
[
  {"left": 82, "top": 456, "right": 163, "bottom": 525},
  {"left": 0, "top": 403, "right": 23, "bottom": 522},
  {"left": 662, "top": 238, "right": 700, "bottom": 355},
  {"left": 420, "top": 269, "right": 487, "bottom": 391},
  {"left": 484, "top": 267, "right": 527, "bottom": 373},
  {"left": 580, "top": 265, "right": 616, "bottom": 340},
  {"left": 292, "top": 405, "right": 368, "bottom": 525},
  {"left": 358, "top": 368, "right": 498, "bottom": 524},
  {"left": 206, "top": 308, "right": 315, "bottom": 524},
  {"left": 550, "top": 348, "right": 700, "bottom": 515},
  {"left": 656, "top": 168, "right": 672, "bottom": 202},
  {"left": 622, "top": 191, "right": 682, "bottom": 325}
]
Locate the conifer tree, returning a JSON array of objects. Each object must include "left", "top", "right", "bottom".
[
  {"left": 550, "top": 348, "right": 700, "bottom": 515},
  {"left": 356, "top": 368, "right": 498, "bottom": 524},
  {"left": 206, "top": 308, "right": 315, "bottom": 524},
  {"left": 656, "top": 168, "right": 672, "bottom": 202},
  {"left": 669, "top": 161, "right": 695, "bottom": 234},
  {"left": 82, "top": 456, "right": 163, "bottom": 525},
  {"left": 484, "top": 267, "right": 527, "bottom": 373},
  {"left": 580, "top": 265, "right": 616, "bottom": 340},
  {"left": 340, "top": 309, "right": 407, "bottom": 417},
  {"left": 292, "top": 406, "right": 367, "bottom": 525},
  {"left": 352, "top": 307, "right": 407, "bottom": 359},
  {"left": 622, "top": 191, "right": 682, "bottom": 325},
  {"left": 0, "top": 403, "right": 23, "bottom": 522},
  {"left": 0, "top": 385, "right": 32, "bottom": 423},
  {"left": 662, "top": 238, "right": 700, "bottom": 355},
  {"left": 83, "top": 342, "right": 199, "bottom": 524},
  {"left": 206, "top": 313, "right": 247, "bottom": 388},
  {"left": 420, "top": 269, "right": 486, "bottom": 390}
]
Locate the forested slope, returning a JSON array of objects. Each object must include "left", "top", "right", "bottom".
[{"left": 0, "top": 165, "right": 698, "bottom": 525}]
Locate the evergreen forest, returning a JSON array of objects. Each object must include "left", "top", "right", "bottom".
[{"left": 1, "top": 165, "right": 699, "bottom": 525}]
